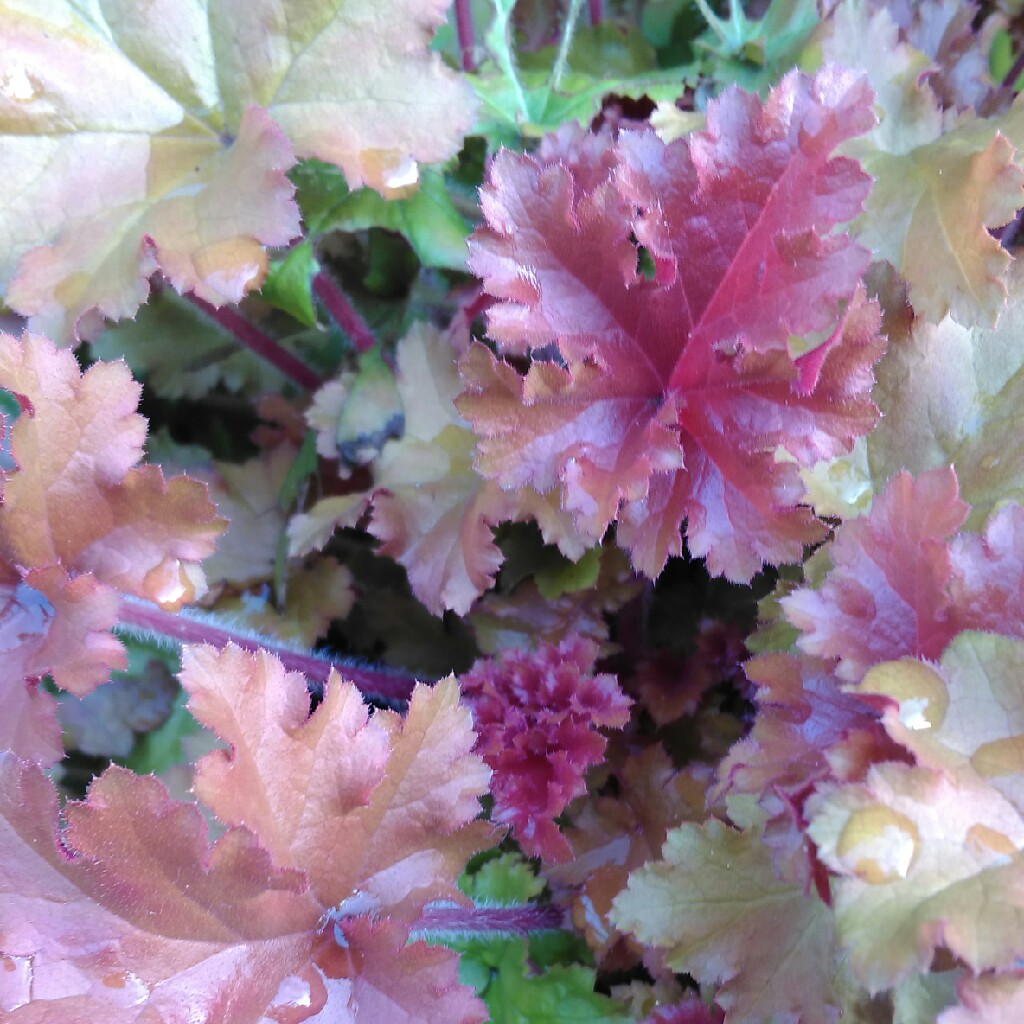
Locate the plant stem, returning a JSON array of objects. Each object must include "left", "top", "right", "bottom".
[
  {"left": 117, "top": 596, "right": 417, "bottom": 703},
  {"left": 186, "top": 294, "right": 322, "bottom": 391},
  {"left": 413, "top": 902, "right": 565, "bottom": 937},
  {"left": 455, "top": 0, "right": 477, "bottom": 71},
  {"left": 587, "top": 0, "right": 602, "bottom": 26},
  {"left": 692, "top": 0, "right": 730, "bottom": 48},
  {"left": 312, "top": 271, "right": 377, "bottom": 354},
  {"left": 1003, "top": 47, "right": 1024, "bottom": 91},
  {"left": 551, "top": 0, "right": 585, "bottom": 90},
  {"left": 487, "top": 0, "right": 532, "bottom": 124}
]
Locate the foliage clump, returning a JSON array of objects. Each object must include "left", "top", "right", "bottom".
[{"left": 3, "top": 1, "right": 1024, "bottom": 1021}]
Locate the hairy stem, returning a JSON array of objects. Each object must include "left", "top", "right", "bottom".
[
  {"left": 412, "top": 902, "right": 565, "bottom": 937},
  {"left": 186, "top": 294, "right": 322, "bottom": 392},
  {"left": 455, "top": 0, "right": 477, "bottom": 71},
  {"left": 312, "top": 271, "right": 377, "bottom": 354},
  {"left": 117, "top": 596, "right": 417, "bottom": 703}
]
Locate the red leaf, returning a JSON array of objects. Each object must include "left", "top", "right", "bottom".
[
  {"left": 0, "top": 333, "right": 225, "bottom": 611},
  {"left": 717, "top": 653, "right": 883, "bottom": 801},
  {"left": 0, "top": 754, "right": 319, "bottom": 1021},
  {"left": 950, "top": 502, "right": 1024, "bottom": 637},
  {"left": 460, "top": 638, "right": 630, "bottom": 862},
  {"left": 308, "top": 918, "right": 488, "bottom": 1024},
  {"left": 459, "top": 69, "right": 882, "bottom": 580}
]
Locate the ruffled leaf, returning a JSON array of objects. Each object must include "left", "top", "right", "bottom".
[
  {"left": 459, "top": 638, "right": 630, "bottom": 862},
  {"left": 460, "top": 68, "right": 882, "bottom": 581}
]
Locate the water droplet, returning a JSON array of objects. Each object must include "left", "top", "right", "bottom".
[
  {"left": 966, "top": 823, "right": 1018, "bottom": 859},
  {"left": 860, "top": 660, "right": 948, "bottom": 732},
  {"left": 1, "top": 66, "right": 37, "bottom": 102},
  {"left": 383, "top": 157, "right": 419, "bottom": 191},
  {"left": 95, "top": 969, "right": 148, "bottom": 1007},
  {"left": 972, "top": 735, "right": 1024, "bottom": 780},
  {"left": 837, "top": 804, "right": 920, "bottom": 883}
]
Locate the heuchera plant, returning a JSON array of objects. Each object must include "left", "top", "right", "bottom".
[{"left": 4, "top": 1, "right": 1024, "bottom": 1021}]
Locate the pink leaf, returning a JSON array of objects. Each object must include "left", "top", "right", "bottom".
[
  {"left": 460, "top": 68, "right": 882, "bottom": 580},
  {"left": 460, "top": 638, "right": 630, "bottom": 862},
  {"left": 782, "top": 467, "right": 968, "bottom": 680}
]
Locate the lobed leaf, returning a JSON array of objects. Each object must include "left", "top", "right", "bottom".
[
  {"left": 611, "top": 819, "right": 838, "bottom": 1023},
  {"left": 460, "top": 68, "right": 882, "bottom": 581},
  {"left": 782, "top": 467, "right": 967, "bottom": 681},
  {"left": 301, "top": 322, "right": 586, "bottom": 616},
  {"left": 1, "top": 643, "right": 495, "bottom": 1021},
  {"left": 784, "top": 466, "right": 1024, "bottom": 681},
  {"left": 550, "top": 746, "right": 711, "bottom": 966},
  {"left": 818, "top": 1, "right": 1024, "bottom": 327},
  {"left": 0, "top": 0, "right": 474, "bottom": 340},
  {"left": 0, "top": 752, "right": 320, "bottom": 1021},
  {"left": 854, "top": 632, "right": 1024, "bottom": 816},
  {"left": 716, "top": 653, "right": 884, "bottom": 801},
  {"left": 853, "top": 263, "right": 1024, "bottom": 527},
  {"left": 0, "top": 333, "right": 224, "bottom": 615},
  {"left": 808, "top": 762, "right": 1024, "bottom": 992},
  {"left": 184, "top": 644, "right": 497, "bottom": 918}
]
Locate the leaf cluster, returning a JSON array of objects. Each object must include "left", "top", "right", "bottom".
[{"left": 4, "top": 1, "right": 1024, "bottom": 1022}]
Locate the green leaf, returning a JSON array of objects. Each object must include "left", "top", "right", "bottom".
[
  {"left": 460, "top": 852, "right": 546, "bottom": 904},
  {"left": 642, "top": 0, "right": 705, "bottom": 64},
  {"left": 259, "top": 242, "right": 319, "bottom": 327},
  {"left": 122, "top": 688, "right": 201, "bottom": 776},
  {"left": 527, "top": 930, "right": 592, "bottom": 971},
  {"left": 480, "top": 941, "right": 631, "bottom": 1024},
  {"left": 363, "top": 230, "right": 420, "bottom": 296},
  {"left": 535, "top": 545, "right": 601, "bottom": 601},
  {"left": 471, "top": 64, "right": 690, "bottom": 142},
  {"left": 277, "top": 430, "right": 319, "bottom": 509},
  {"left": 293, "top": 159, "right": 471, "bottom": 271},
  {"left": 471, "top": 0, "right": 693, "bottom": 141},
  {"left": 90, "top": 289, "right": 311, "bottom": 400},
  {"left": 693, "top": 0, "right": 820, "bottom": 92},
  {"left": 990, "top": 29, "right": 1024, "bottom": 91},
  {"left": 519, "top": 22, "right": 658, "bottom": 78}
]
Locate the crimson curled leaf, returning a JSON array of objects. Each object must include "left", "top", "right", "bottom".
[
  {"left": 459, "top": 637, "right": 630, "bottom": 863},
  {"left": 458, "top": 67, "right": 884, "bottom": 582}
]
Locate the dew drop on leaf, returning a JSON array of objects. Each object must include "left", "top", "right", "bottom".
[{"left": 837, "top": 804, "right": 920, "bottom": 883}]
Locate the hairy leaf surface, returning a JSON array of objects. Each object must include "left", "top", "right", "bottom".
[{"left": 0, "top": 646, "right": 493, "bottom": 1021}]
